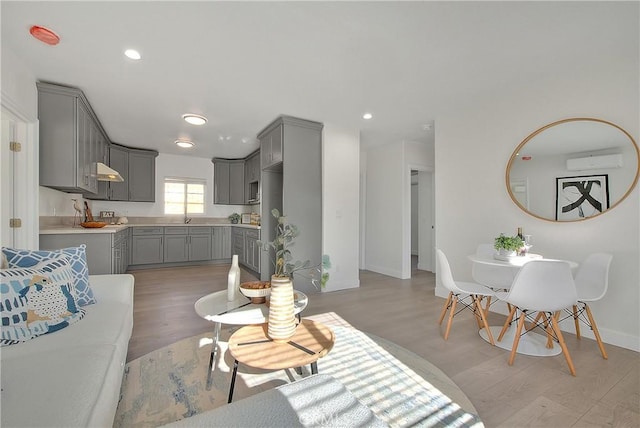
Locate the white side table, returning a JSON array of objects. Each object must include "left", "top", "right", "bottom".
[{"left": 194, "top": 289, "right": 308, "bottom": 389}]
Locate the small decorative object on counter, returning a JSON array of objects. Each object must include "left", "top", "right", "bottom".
[
  {"left": 228, "top": 213, "right": 240, "bottom": 224},
  {"left": 227, "top": 255, "right": 241, "bottom": 301}
]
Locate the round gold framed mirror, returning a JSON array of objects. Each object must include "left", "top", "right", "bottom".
[{"left": 506, "top": 118, "right": 639, "bottom": 222}]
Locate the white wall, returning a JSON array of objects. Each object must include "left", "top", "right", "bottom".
[
  {"left": 1, "top": 45, "right": 39, "bottom": 249},
  {"left": 435, "top": 60, "right": 640, "bottom": 350},
  {"left": 322, "top": 124, "right": 360, "bottom": 291},
  {"left": 364, "top": 142, "right": 404, "bottom": 277},
  {"left": 364, "top": 140, "right": 433, "bottom": 278}
]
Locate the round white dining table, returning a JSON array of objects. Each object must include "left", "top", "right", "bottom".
[{"left": 468, "top": 252, "right": 578, "bottom": 357}]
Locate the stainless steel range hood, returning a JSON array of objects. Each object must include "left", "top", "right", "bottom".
[{"left": 96, "top": 162, "right": 124, "bottom": 182}]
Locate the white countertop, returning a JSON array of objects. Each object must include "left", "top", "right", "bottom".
[{"left": 40, "top": 223, "right": 260, "bottom": 235}]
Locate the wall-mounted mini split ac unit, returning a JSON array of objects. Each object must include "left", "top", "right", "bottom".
[{"left": 566, "top": 154, "right": 623, "bottom": 171}]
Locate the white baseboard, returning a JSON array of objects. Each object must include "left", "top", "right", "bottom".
[
  {"left": 365, "top": 264, "right": 405, "bottom": 279},
  {"left": 323, "top": 278, "right": 360, "bottom": 292}
]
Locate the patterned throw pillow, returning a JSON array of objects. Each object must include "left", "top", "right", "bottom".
[
  {"left": 2, "top": 244, "right": 96, "bottom": 306},
  {"left": 1, "top": 257, "right": 85, "bottom": 346}
]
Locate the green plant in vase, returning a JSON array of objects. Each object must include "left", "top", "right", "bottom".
[
  {"left": 228, "top": 213, "right": 240, "bottom": 224},
  {"left": 494, "top": 233, "right": 524, "bottom": 256}
]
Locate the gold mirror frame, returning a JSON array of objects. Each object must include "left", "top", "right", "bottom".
[{"left": 506, "top": 118, "right": 640, "bottom": 222}]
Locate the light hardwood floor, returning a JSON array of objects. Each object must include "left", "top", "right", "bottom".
[{"left": 126, "top": 262, "right": 639, "bottom": 427}]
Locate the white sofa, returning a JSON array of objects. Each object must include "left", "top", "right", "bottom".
[{"left": 1, "top": 274, "right": 134, "bottom": 428}]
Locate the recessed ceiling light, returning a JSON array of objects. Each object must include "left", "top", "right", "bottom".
[
  {"left": 182, "top": 114, "right": 208, "bottom": 126},
  {"left": 362, "top": 113, "right": 373, "bottom": 120},
  {"left": 124, "top": 49, "right": 141, "bottom": 60},
  {"left": 175, "top": 139, "right": 194, "bottom": 148}
]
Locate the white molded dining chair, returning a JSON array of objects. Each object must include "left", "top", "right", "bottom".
[
  {"left": 436, "top": 249, "right": 496, "bottom": 345},
  {"left": 569, "top": 253, "right": 613, "bottom": 360},
  {"left": 472, "top": 244, "right": 517, "bottom": 290},
  {"left": 495, "top": 260, "right": 578, "bottom": 376}
]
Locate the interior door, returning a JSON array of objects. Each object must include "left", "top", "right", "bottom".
[{"left": 0, "top": 110, "right": 15, "bottom": 246}]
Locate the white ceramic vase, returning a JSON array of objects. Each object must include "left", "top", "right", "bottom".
[
  {"left": 227, "top": 255, "right": 241, "bottom": 301},
  {"left": 267, "top": 275, "right": 296, "bottom": 342}
]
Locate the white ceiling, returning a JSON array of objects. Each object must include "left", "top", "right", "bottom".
[{"left": 2, "top": 1, "right": 636, "bottom": 159}]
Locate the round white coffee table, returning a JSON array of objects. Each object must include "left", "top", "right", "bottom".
[{"left": 194, "top": 289, "right": 308, "bottom": 389}]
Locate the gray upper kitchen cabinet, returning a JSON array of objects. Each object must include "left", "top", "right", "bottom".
[
  {"left": 212, "top": 227, "right": 232, "bottom": 260},
  {"left": 106, "top": 145, "right": 129, "bottom": 200},
  {"left": 244, "top": 150, "right": 261, "bottom": 204},
  {"left": 37, "top": 82, "right": 109, "bottom": 194},
  {"left": 260, "top": 122, "right": 283, "bottom": 171},
  {"left": 130, "top": 227, "right": 164, "bottom": 265},
  {"left": 213, "top": 159, "right": 244, "bottom": 205},
  {"left": 258, "top": 116, "right": 322, "bottom": 291},
  {"left": 128, "top": 149, "right": 157, "bottom": 202},
  {"left": 89, "top": 144, "right": 157, "bottom": 201}
]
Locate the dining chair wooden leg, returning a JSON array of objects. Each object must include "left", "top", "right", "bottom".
[
  {"left": 483, "top": 296, "right": 492, "bottom": 318},
  {"left": 550, "top": 313, "right": 576, "bottom": 376},
  {"left": 438, "top": 292, "right": 453, "bottom": 325},
  {"left": 508, "top": 310, "right": 527, "bottom": 366},
  {"left": 541, "top": 312, "right": 554, "bottom": 349},
  {"left": 443, "top": 296, "right": 458, "bottom": 340},
  {"left": 472, "top": 297, "right": 483, "bottom": 329},
  {"left": 474, "top": 295, "right": 495, "bottom": 345},
  {"left": 498, "top": 306, "right": 517, "bottom": 342},
  {"left": 572, "top": 304, "right": 581, "bottom": 339},
  {"left": 584, "top": 303, "right": 608, "bottom": 360}
]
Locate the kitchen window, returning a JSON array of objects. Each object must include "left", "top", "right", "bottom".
[{"left": 164, "top": 178, "right": 206, "bottom": 215}]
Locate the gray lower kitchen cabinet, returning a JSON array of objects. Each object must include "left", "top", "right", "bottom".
[
  {"left": 164, "top": 234, "right": 189, "bottom": 262},
  {"left": 130, "top": 227, "right": 164, "bottom": 265},
  {"left": 113, "top": 228, "right": 129, "bottom": 274},
  {"left": 231, "top": 228, "right": 245, "bottom": 264},
  {"left": 245, "top": 229, "right": 261, "bottom": 272},
  {"left": 230, "top": 227, "right": 260, "bottom": 273},
  {"left": 212, "top": 227, "right": 231, "bottom": 260},
  {"left": 39, "top": 231, "right": 127, "bottom": 275},
  {"left": 163, "top": 226, "right": 212, "bottom": 262}
]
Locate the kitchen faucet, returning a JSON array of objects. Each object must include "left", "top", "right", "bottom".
[{"left": 184, "top": 216, "right": 192, "bottom": 224}]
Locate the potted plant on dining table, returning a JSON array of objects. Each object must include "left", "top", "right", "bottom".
[{"left": 494, "top": 233, "right": 525, "bottom": 258}]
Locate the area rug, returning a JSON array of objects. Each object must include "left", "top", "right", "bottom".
[{"left": 114, "top": 312, "right": 482, "bottom": 427}]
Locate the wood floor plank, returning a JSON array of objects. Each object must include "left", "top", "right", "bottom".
[{"left": 125, "top": 261, "right": 640, "bottom": 427}]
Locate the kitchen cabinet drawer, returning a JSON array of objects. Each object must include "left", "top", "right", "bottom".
[
  {"left": 164, "top": 226, "right": 189, "bottom": 235},
  {"left": 132, "top": 227, "right": 164, "bottom": 235},
  {"left": 188, "top": 227, "right": 212, "bottom": 235},
  {"left": 245, "top": 229, "right": 260, "bottom": 240}
]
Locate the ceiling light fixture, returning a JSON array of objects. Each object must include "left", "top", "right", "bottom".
[
  {"left": 30, "top": 25, "right": 60, "bottom": 45},
  {"left": 182, "top": 114, "right": 207, "bottom": 126},
  {"left": 175, "top": 139, "right": 194, "bottom": 148},
  {"left": 124, "top": 49, "right": 141, "bottom": 60},
  {"left": 362, "top": 113, "right": 373, "bottom": 120}
]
